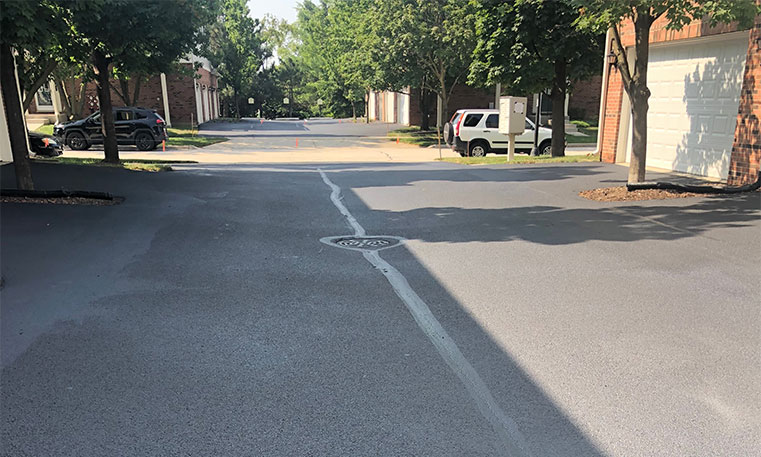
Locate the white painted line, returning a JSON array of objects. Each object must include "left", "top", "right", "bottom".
[
  {"left": 317, "top": 169, "right": 531, "bottom": 456},
  {"left": 318, "top": 169, "right": 366, "bottom": 237}
]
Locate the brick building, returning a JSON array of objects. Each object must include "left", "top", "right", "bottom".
[
  {"left": 368, "top": 85, "right": 495, "bottom": 126},
  {"left": 598, "top": 15, "right": 760, "bottom": 185},
  {"left": 28, "top": 56, "right": 220, "bottom": 128},
  {"left": 369, "top": 78, "right": 603, "bottom": 128}
]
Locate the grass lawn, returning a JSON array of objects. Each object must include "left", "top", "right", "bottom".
[
  {"left": 33, "top": 125, "right": 227, "bottom": 148},
  {"left": 35, "top": 124, "right": 54, "bottom": 135},
  {"left": 33, "top": 157, "right": 198, "bottom": 172},
  {"left": 167, "top": 128, "right": 228, "bottom": 147},
  {"left": 439, "top": 153, "right": 600, "bottom": 165},
  {"left": 566, "top": 121, "right": 598, "bottom": 144},
  {"left": 388, "top": 127, "right": 443, "bottom": 147}
]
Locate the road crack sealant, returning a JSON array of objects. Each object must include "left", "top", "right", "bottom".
[{"left": 317, "top": 169, "right": 531, "bottom": 457}]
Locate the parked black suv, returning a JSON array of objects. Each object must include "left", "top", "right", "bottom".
[{"left": 54, "top": 107, "right": 168, "bottom": 151}]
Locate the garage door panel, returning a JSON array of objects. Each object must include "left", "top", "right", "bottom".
[{"left": 632, "top": 32, "right": 749, "bottom": 179}]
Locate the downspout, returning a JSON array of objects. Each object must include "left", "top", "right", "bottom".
[{"left": 594, "top": 29, "right": 613, "bottom": 160}]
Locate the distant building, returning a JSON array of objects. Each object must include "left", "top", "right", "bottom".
[
  {"left": 27, "top": 55, "right": 221, "bottom": 128},
  {"left": 369, "top": 79, "right": 602, "bottom": 129}
]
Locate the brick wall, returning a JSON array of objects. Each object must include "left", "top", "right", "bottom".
[
  {"left": 409, "top": 89, "right": 436, "bottom": 127},
  {"left": 599, "top": 15, "right": 756, "bottom": 172},
  {"left": 165, "top": 67, "right": 197, "bottom": 127},
  {"left": 728, "top": 16, "right": 761, "bottom": 185},
  {"left": 444, "top": 85, "right": 493, "bottom": 121},
  {"left": 601, "top": 68, "right": 625, "bottom": 163},
  {"left": 569, "top": 75, "right": 602, "bottom": 121},
  {"left": 54, "top": 64, "right": 218, "bottom": 128}
]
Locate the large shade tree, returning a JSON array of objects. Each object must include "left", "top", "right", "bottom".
[
  {"left": 66, "top": 0, "right": 217, "bottom": 163},
  {"left": 296, "top": 0, "right": 375, "bottom": 119},
  {"left": 576, "top": 0, "right": 760, "bottom": 182},
  {"left": 374, "top": 0, "right": 477, "bottom": 126},
  {"left": 0, "top": 0, "right": 66, "bottom": 189},
  {"left": 206, "top": 0, "right": 268, "bottom": 118},
  {"left": 470, "top": 0, "right": 604, "bottom": 157}
]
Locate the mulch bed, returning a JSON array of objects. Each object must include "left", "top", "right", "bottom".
[
  {"left": 579, "top": 186, "right": 701, "bottom": 202},
  {"left": 0, "top": 196, "right": 121, "bottom": 206}
]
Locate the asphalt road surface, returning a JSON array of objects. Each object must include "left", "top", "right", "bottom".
[{"left": 1, "top": 154, "right": 759, "bottom": 455}]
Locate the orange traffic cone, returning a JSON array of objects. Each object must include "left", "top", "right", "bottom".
[{"left": 162, "top": 140, "right": 166, "bottom": 152}]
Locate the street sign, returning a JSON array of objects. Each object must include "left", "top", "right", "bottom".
[
  {"left": 248, "top": 97, "right": 254, "bottom": 105},
  {"left": 283, "top": 98, "right": 290, "bottom": 105}
]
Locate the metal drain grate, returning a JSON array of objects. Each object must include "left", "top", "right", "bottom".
[
  {"left": 335, "top": 237, "right": 393, "bottom": 249},
  {"left": 321, "top": 235, "right": 404, "bottom": 252}
]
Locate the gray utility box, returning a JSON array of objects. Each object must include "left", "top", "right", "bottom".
[
  {"left": 498, "top": 96, "right": 527, "bottom": 161},
  {"left": 498, "top": 96, "right": 527, "bottom": 135}
]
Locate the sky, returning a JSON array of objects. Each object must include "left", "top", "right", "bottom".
[{"left": 247, "top": 0, "right": 299, "bottom": 22}]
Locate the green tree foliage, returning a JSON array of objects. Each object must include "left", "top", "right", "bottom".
[
  {"left": 373, "top": 0, "right": 478, "bottom": 126},
  {"left": 0, "top": 0, "right": 67, "bottom": 189},
  {"left": 296, "top": 0, "right": 375, "bottom": 119},
  {"left": 64, "top": 0, "right": 218, "bottom": 162},
  {"left": 206, "top": 0, "right": 268, "bottom": 118},
  {"left": 470, "top": 0, "right": 604, "bottom": 156},
  {"left": 575, "top": 0, "right": 759, "bottom": 182}
]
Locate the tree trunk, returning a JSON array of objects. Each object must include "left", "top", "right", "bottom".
[
  {"left": 0, "top": 43, "right": 34, "bottom": 190},
  {"left": 350, "top": 100, "right": 356, "bottom": 120},
  {"left": 75, "top": 81, "right": 87, "bottom": 119},
  {"left": 93, "top": 50, "right": 119, "bottom": 163},
  {"left": 131, "top": 78, "right": 142, "bottom": 106},
  {"left": 21, "top": 58, "right": 58, "bottom": 112},
  {"left": 419, "top": 86, "right": 430, "bottom": 131},
  {"left": 550, "top": 59, "right": 567, "bottom": 157},
  {"left": 626, "top": 13, "right": 652, "bottom": 183},
  {"left": 56, "top": 78, "right": 72, "bottom": 121},
  {"left": 365, "top": 90, "right": 370, "bottom": 123}
]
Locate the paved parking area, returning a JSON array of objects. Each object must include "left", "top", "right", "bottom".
[{"left": 2, "top": 158, "right": 759, "bottom": 456}]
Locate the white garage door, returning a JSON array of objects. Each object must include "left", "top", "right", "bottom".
[{"left": 627, "top": 32, "right": 749, "bottom": 179}]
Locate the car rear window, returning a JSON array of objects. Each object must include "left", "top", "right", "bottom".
[
  {"left": 485, "top": 114, "right": 499, "bottom": 129},
  {"left": 451, "top": 112, "right": 463, "bottom": 125},
  {"left": 135, "top": 110, "right": 148, "bottom": 119},
  {"left": 115, "top": 110, "right": 134, "bottom": 121},
  {"left": 462, "top": 113, "right": 483, "bottom": 127}
]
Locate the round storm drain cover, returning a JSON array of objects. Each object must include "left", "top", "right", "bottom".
[{"left": 320, "top": 235, "right": 404, "bottom": 252}]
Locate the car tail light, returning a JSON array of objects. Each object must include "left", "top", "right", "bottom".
[
  {"left": 455, "top": 115, "right": 464, "bottom": 136},
  {"left": 43, "top": 138, "right": 50, "bottom": 147},
  {"left": 156, "top": 119, "right": 164, "bottom": 124}
]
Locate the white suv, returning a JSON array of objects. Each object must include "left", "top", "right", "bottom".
[{"left": 443, "top": 109, "right": 553, "bottom": 157}]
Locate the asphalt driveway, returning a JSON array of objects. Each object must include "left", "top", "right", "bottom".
[{"left": 1, "top": 160, "right": 759, "bottom": 456}]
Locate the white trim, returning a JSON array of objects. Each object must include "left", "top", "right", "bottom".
[
  {"left": 0, "top": 80, "right": 13, "bottom": 162},
  {"left": 595, "top": 29, "right": 612, "bottom": 156},
  {"left": 648, "top": 29, "right": 751, "bottom": 49},
  {"left": 160, "top": 73, "right": 172, "bottom": 127}
]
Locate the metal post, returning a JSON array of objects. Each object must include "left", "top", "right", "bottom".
[
  {"left": 508, "top": 133, "right": 515, "bottom": 162},
  {"left": 437, "top": 124, "right": 442, "bottom": 160},
  {"left": 532, "top": 93, "right": 541, "bottom": 156}
]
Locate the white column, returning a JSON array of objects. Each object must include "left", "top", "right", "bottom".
[
  {"left": 436, "top": 95, "right": 442, "bottom": 128},
  {"left": 50, "top": 80, "right": 65, "bottom": 123},
  {"left": 13, "top": 54, "right": 31, "bottom": 152},
  {"left": 160, "top": 73, "right": 172, "bottom": 127},
  {"left": 0, "top": 80, "right": 13, "bottom": 162}
]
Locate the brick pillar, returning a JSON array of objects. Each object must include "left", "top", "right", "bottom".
[
  {"left": 727, "top": 18, "right": 761, "bottom": 186},
  {"left": 600, "top": 65, "right": 625, "bottom": 163}
]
